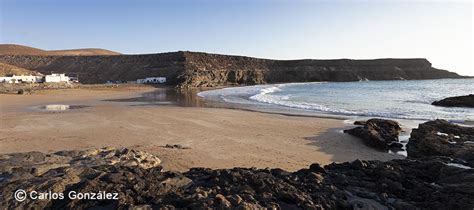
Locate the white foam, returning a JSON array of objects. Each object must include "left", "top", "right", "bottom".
[
  {"left": 446, "top": 163, "right": 472, "bottom": 169},
  {"left": 343, "top": 119, "right": 356, "bottom": 124},
  {"left": 197, "top": 85, "right": 271, "bottom": 105},
  {"left": 399, "top": 134, "right": 410, "bottom": 143},
  {"left": 247, "top": 84, "right": 364, "bottom": 115},
  {"left": 436, "top": 132, "right": 449, "bottom": 136},
  {"left": 388, "top": 150, "right": 407, "bottom": 157}
]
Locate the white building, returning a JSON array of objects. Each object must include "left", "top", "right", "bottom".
[
  {"left": 45, "top": 74, "right": 70, "bottom": 83},
  {"left": 137, "top": 77, "right": 166, "bottom": 84},
  {"left": 0, "top": 73, "right": 76, "bottom": 84},
  {"left": 0, "top": 77, "right": 12, "bottom": 83},
  {"left": 0, "top": 75, "right": 43, "bottom": 83},
  {"left": 13, "top": 75, "right": 43, "bottom": 83}
]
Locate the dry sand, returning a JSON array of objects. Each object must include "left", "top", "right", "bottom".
[{"left": 0, "top": 88, "right": 403, "bottom": 171}]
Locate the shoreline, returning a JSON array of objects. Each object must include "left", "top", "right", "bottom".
[
  {"left": 195, "top": 79, "right": 474, "bottom": 127},
  {"left": 0, "top": 87, "right": 404, "bottom": 172}
]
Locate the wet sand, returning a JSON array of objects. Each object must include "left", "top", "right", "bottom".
[{"left": 0, "top": 87, "right": 403, "bottom": 171}]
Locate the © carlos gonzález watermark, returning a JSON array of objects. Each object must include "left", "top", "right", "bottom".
[{"left": 14, "top": 189, "right": 119, "bottom": 202}]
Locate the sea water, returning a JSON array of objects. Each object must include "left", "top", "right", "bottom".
[{"left": 198, "top": 79, "right": 474, "bottom": 123}]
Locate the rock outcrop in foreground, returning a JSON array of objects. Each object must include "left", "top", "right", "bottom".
[
  {"left": 0, "top": 51, "right": 463, "bottom": 88},
  {"left": 344, "top": 119, "right": 403, "bottom": 151},
  {"left": 1, "top": 142, "right": 473, "bottom": 209},
  {"left": 432, "top": 94, "right": 474, "bottom": 108},
  {"left": 407, "top": 119, "right": 474, "bottom": 167}
]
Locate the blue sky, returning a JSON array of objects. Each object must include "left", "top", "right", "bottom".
[{"left": 1, "top": 0, "right": 472, "bottom": 75}]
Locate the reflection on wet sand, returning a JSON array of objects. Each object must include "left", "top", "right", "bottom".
[
  {"left": 106, "top": 88, "right": 350, "bottom": 119},
  {"left": 105, "top": 88, "right": 225, "bottom": 108},
  {"left": 42, "top": 104, "right": 88, "bottom": 111}
]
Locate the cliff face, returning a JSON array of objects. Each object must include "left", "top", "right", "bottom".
[
  {"left": 267, "top": 59, "right": 459, "bottom": 82},
  {"left": 179, "top": 53, "right": 461, "bottom": 88},
  {"left": 0, "top": 51, "right": 462, "bottom": 87},
  {"left": 180, "top": 52, "right": 269, "bottom": 87}
]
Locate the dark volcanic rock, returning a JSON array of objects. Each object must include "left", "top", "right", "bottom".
[
  {"left": 162, "top": 144, "right": 191, "bottom": 149},
  {"left": 0, "top": 147, "right": 163, "bottom": 209},
  {"left": 432, "top": 94, "right": 474, "bottom": 108},
  {"left": 1, "top": 148, "right": 473, "bottom": 209},
  {"left": 406, "top": 119, "right": 474, "bottom": 167},
  {"left": 344, "top": 119, "right": 402, "bottom": 150},
  {"left": 0, "top": 147, "right": 161, "bottom": 182}
]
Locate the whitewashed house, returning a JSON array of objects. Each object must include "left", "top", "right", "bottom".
[
  {"left": 137, "top": 77, "right": 166, "bottom": 84},
  {"left": 0, "top": 73, "right": 75, "bottom": 84},
  {"left": 0, "top": 75, "right": 43, "bottom": 83},
  {"left": 0, "top": 77, "right": 12, "bottom": 83},
  {"left": 13, "top": 75, "right": 43, "bottom": 83},
  {"left": 45, "top": 73, "right": 70, "bottom": 83}
]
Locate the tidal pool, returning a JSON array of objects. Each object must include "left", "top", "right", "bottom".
[{"left": 41, "top": 104, "right": 88, "bottom": 111}]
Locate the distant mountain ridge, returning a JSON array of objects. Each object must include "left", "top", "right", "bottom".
[
  {"left": 0, "top": 45, "right": 464, "bottom": 87},
  {"left": 0, "top": 44, "right": 120, "bottom": 56}
]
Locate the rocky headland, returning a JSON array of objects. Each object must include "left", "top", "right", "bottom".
[
  {"left": 1, "top": 120, "right": 473, "bottom": 209},
  {"left": 0, "top": 51, "right": 463, "bottom": 88},
  {"left": 432, "top": 94, "right": 474, "bottom": 108}
]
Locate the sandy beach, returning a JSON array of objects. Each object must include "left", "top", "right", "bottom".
[{"left": 0, "top": 87, "right": 402, "bottom": 171}]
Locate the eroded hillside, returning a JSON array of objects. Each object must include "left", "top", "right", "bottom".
[
  {"left": 0, "top": 63, "right": 41, "bottom": 76},
  {"left": 0, "top": 44, "right": 120, "bottom": 56}
]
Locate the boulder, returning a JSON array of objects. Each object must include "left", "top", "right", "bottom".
[
  {"left": 406, "top": 119, "right": 474, "bottom": 167},
  {"left": 432, "top": 94, "right": 474, "bottom": 108},
  {"left": 344, "top": 119, "right": 402, "bottom": 150}
]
